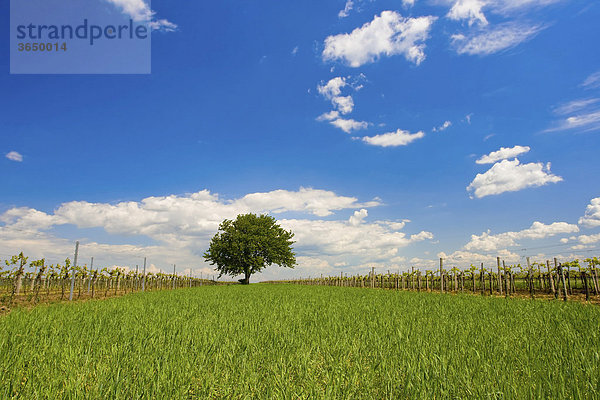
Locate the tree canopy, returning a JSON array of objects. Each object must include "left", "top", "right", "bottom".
[{"left": 203, "top": 213, "right": 295, "bottom": 284}]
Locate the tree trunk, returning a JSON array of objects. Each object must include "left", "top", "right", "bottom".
[{"left": 239, "top": 268, "right": 251, "bottom": 285}]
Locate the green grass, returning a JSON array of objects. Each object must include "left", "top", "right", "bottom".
[{"left": 1, "top": 285, "right": 599, "bottom": 399}]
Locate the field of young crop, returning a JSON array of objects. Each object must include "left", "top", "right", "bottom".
[{"left": 1, "top": 284, "right": 599, "bottom": 399}]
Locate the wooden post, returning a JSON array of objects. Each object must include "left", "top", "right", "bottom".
[
  {"left": 480, "top": 263, "right": 485, "bottom": 295},
  {"left": 546, "top": 260, "right": 555, "bottom": 297},
  {"left": 558, "top": 260, "right": 568, "bottom": 302},
  {"left": 371, "top": 267, "right": 375, "bottom": 289},
  {"left": 439, "top": 258, "right": 444, "bottom": 292},
  {"left": 527, "top": 257, "right": 534, "bottom": 299},
  {"left": 69, "top": 241, "right": 79, "bottom": 301},
  {"left": 497, "top": 257, "right": 502, "bottom": 295},
  {"left": 566, "top": 264, "right": 572, "bottom": 295},
  {"left": 503, "top": 261, "right": 509, "bottom": 298},
  {"left": 87, "top": 257, "right": 93, "bottom": 295},
  {"left": 142, "top": 257, "right": 147, "bottom": 292},
  {"left": 583, "top": 271, "right": 590, "bottom": 302},
  {"left": 173, "top": 264, "right": 176, "bottom": 290}
]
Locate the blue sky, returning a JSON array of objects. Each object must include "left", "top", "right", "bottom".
[{"left": 1, "top": 0, "right": 600, "bottom": 279}]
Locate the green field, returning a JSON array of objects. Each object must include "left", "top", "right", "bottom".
[{"left": 1, "top": 285, "right": 599, "bottom": 399}]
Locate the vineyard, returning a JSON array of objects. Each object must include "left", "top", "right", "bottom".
[
  {"left": 2, "top": 251, "right": 600, "bottom": 310},
  {"left": 275, "top": 257, "right": 600, "bottom": 303},
  {"left": 0, "top": 251, "right": 219, "bottom": 310}
]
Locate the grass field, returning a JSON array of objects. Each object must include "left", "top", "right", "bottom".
[{"left": 1, "top": 285, "right": 599, "bottom": 399}]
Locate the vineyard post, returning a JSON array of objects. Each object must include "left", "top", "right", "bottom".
[
  {"left": 371, "top": 267, "right": 375, "bottom": 289},
  {"left": 546, "top": 260, "right": 555, "bottom": 297},
  {"left": 480, "top": 263, "right": 484, "bottom": 295},
  {"left": 557, "top": 259, "right": 567, "bottom": 302},
  {"left": 497, "top": 257, "right": 502, "bottom": 295},
  {"left": 135, "top": 265, "right": 139, "bottom": 291},
  {"left": 583, "top": 270, "right": 590, "bottom": 302},
  {"left": 566, "top": 264, "right": 572, "bottom": 295},
  {"left": 592, "top": 261, "right": 600, "bottom": 295},
  {"left": 503, "top": 261, "right": 509, "bottom": 298},
  {"left": 29, "top": 260, "right": 38, "bottom": 292},
  {"left": 173, "top": 264, "right": 176, "bottom": 290},
  {"left": 142, "top": 257, "right": 146, "bottom": 292},
  {"left": 527, "top": 257, "right": 534, "bottom": 299},
  {"left": 439, "top": 258, "right": 444, "bottom": 293},
  {"left": 69, "top": 241, "right": 79, "bottom": 301},
  {"left": 87, "top": 257, "right": 93, "bottom": 295}
]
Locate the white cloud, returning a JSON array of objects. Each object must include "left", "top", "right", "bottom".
[
  {"left": 464, "top": 221, "right": 579, "bottom": 252},
  {"left": 106, "top": 0, "right": 177, "bottom": 31},
  {"left": 403, "top": 0, "right": 416, "bottom": 6},
  {"left": 545, "top": 110, "right": 600, "bottom": 133},
  {"left": 318, "top": 77, "right": 355, "bottom": 115},
  {"left": 316, "top": 111, "right": 340, "bottom": 121},
  {"left": 476, "top": 145, "right": 530, "bottom": 164},
  {"left": 332, "top": 96, "right": 354, "bottom": 115},
  {"left": 579, "top": 197, "right": 600, "bottom": 227},
  {"left": 0, "top": 188, "right": 436, "bottom": 280},
  {"left": 440, "top": 248, "right": 521, "bottom": 266},
  {"left": 6, "top": 151, "right": 23, "bottom": 162},
  {"left": 581, "top": 71, "right": 600, "bottom": 90},
  {"left": 323, "top": 11, "right": 437, "bottom": 67},
  {"left": 553, "top": 98, "right": 600, "bottom": 115},
  {"left": 451, "top": 23, "right": 544, "bottom": 55},
  {"left": 578, "top": 233, "right": 600, "bottom": 245},
  {"left": 318, "top": 77, "right": 346, "bottom": 99},
  {"left": 339, "top": 0, "right": 354, "bottom": 18},
  {"left": 447, "top": 0, "right": 488, "bottom": 26},
  {"left": 349, "top": 209, "right": 368, "bottom": 226},
  {"left": 282, "top": 218, "right": 433, "bottom": 259},
  {"left": 330, "top": 118, "right": 370, "bottom": 133},
  {"left": 362, "top": 129, "right": 425, "bottom": 147},
  {"left": 432, "top": 120, "right": 452, "bottom": 132},
  {"left": 291, "top": 46, "right": 299, "bottom": 55},
  {"left": 467, "top": 158, "right": 562, "bottom": 198}
]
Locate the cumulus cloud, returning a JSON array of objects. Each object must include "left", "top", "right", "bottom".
[
  {"left": 464, "top": 221, "right": 579, "bottom": 252},
  {"left": 317, "top": 77, "right": 357, "bottom": 115},
  {"left": 323, "top": 11, "right": 437, "bottom": 67},
  {"left": 451, "top": 23, "right": 544, "bottom": 55},
  {"left": 106, "top": 0, "right": 177, "bottom": 31},
  {"left": 0, "top": 188, "right": 436, "bottom": 280},
  {"left": 467, "top": 158, "right": 562, "bottom": 198},
  {"left": 579, "top": 197, "right": 600, "bottom": 227},
  {"left": 440, "top": 248, "right": 521, "bottom": 266},
  {"left": 330, "top": 118, "right": 370, "bottom": 133},
  {"left": 447, "top": 0, "right": 488, "bottom": 26},
  {"left": 5, "top": 151, "right": 23, "bottom": 162},
  {"left": 282, "top": 218, "right": 433, "bottom": 259},
  {"left": 476, "top": 145, "right": 530, "bottom": 164},
  {"left": 349, "top": 209, "right": 368, "bottom": 226},
  {"left": 362, "top": 129, "right": 425, "bottom": 147},
  {"left": 578, "top": 233, "right": 600, "bottom": 245}
]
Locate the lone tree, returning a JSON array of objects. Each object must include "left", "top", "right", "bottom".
[{"left": 204, "top": 213, "right": 295, "bottom": 284}]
